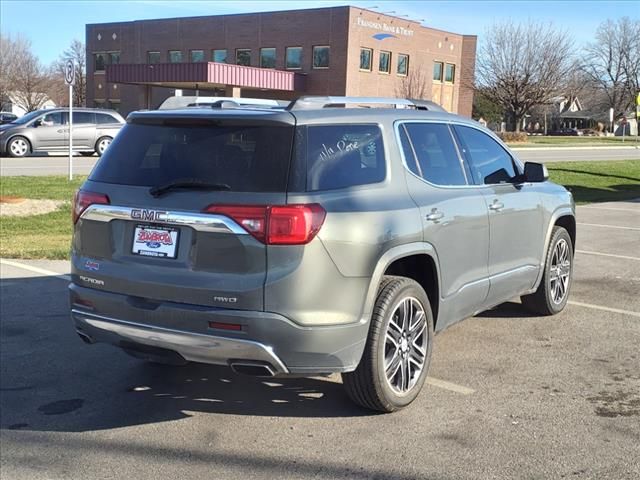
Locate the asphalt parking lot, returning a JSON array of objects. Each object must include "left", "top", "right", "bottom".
[{"left": 1, "top": 200, "right": 639, "bottom": 480}]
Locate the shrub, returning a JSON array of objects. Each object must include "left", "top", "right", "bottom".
[{"left": 496, "top": 132, "right": 528, "bottom": 143}]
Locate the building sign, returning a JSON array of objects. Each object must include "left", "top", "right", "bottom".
[{"left": 356, "top": 16, "right": 415, "bottom": 38}]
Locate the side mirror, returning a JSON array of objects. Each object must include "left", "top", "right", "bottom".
[
  {"left": 524, "top": 162, "right": 549, "bottom": 183},
  {"left": 32, "top": 119, "right": 42, "bottom": 127}
]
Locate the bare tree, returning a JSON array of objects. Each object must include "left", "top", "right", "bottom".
[
  {"left": 395, "top": 65, "right": 428, "bottom": 99},
  {"left": 0, "top": 34, "right": 52, "bottom": 112},
  {"left": 0, "top": 34, "right": 29, "bottom": 108},
  {"left": 476, "top": 21, "right": 575, "bottom": 131},
  {"left": 52, "top": 40, "right": 86, "bottom": 107},
  {"left": 582, "top": 17, "right": 640, "bottom": 120}
]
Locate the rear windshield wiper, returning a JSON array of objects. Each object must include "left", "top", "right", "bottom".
[{"left": 149, "top": 179, "right": 231, "bottom": 197}]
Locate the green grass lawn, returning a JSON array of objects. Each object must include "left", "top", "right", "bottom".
[
  {"left": 508, "top": 136, "right": 637, "bottom": 147},
  {"left": 547, "top": 160, "right": 640, "bottom": 204},
  {"left": 1, "top": 176, "right": 85, "bottom": 259},
  {"left": 0, "top": 163, "right": 638, "bottom": 260}
]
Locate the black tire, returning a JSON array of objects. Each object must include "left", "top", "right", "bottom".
[
  {"left": 521, "top": 226, "right": 573, "bottom": 315},
  {"left": 95, "top": 136, "right": 112, "bottom": 156},
  {"left": 342, "top": 276, "right": 434, "bottom": 412},
  {"left": 80, "top": 152, "right": 94, "bottom": 157},
  {"left": 7, "top": 136, "right": 31, "bottom": 158}
]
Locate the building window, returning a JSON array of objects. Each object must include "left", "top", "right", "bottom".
[
  {"left": 312, "top": 46, "right": 330, "bottom": 69},
  {"left": 379, "top": 51, "right": 391, "bottom": 74},
  {"left": 94, "top": 53, "right": 108, "bottom": 72},
  {"left": 190, "top": 50, "right": 205, "bottom": 62},
  {"left": 397, "top": 54, "right": 409, "bottom": 76},
  {"left": 236, "top": 49, "right": 251, "bottom": 66},
  {"left": 109, "top": 52, "right": 120, "bottom": 65},
  {"left": 108, "top": 100, "right": 121, "bottom": 112},
  {"left": 260, "top": 48, "right": 276, "bottom": 68},
  {"left": 148, "top": 51, "right": 161, "bottom": 64},
  {"left": 285, "top": 47, "right": 302, "bottom": 69},
  {"left": 359, "top": 48, "right": 372, "bottom": 71},
  {"left": 168, "top": 50, "right": 183, "bottom": 63},
  {"left": 445, "top": 63, "right": 456, "bottom": 83},
  {"left": 94, "top": 100, "right": 106, "bottom": 109},
  {"left": 433, "top": 61, "right": 444, "bottom": 82},
  {"left": 212, "top": 49, "right": 227, "bottom": 63}
]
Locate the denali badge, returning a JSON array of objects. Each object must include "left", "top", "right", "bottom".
[
  {"left": 131, "top": 209, "right": 167, "bottom": 222},
  {"left": 79, "top": 276, "right": 105, "bottom": 286}
]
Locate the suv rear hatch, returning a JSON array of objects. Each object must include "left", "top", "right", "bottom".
[{"left": 72, "top": 109, "right": 299, "bottom": 311}]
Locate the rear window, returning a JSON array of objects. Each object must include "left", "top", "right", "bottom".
[
  {"left": 89, "top": 122, "right": 294, "bottom": 192},
  {"left": 293, "top": 124, "right": 385, "bottom": 191}
]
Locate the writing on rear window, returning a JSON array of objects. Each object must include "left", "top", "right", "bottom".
[{"left": 299, "top": 124, "right": 385, "bottom": 191}]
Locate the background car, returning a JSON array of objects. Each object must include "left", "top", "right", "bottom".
[
  {"left": 0, "top": 108, "right": 125, "bottom": 158},
  {"left": 0, "top": 112, "right": 18, "bottom": 124}
]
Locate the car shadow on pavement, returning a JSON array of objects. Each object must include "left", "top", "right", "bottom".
[
  {"left": 0, "top": 275, "right": 375, "bottom": 434},
  {"left": 475, "top": 301, "right": 539, "bottom": 319}
]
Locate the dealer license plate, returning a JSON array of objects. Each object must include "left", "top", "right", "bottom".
[{"left": 132, "top": 225, "right": 179, "bottom": 258}]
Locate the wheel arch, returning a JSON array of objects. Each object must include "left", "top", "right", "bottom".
[
  {"left": 528, "top": 207, "right": 576, "bottom": 294},
  {"left": 362, "top": 243, "right": 441, "bottom": 327},
  {"left": 555, "top": 214, "right": 576, "bottom": 254}
]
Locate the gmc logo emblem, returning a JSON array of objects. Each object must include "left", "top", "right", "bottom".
[{"left": 131, "top": 209, "right": 167, "bottom": 221}]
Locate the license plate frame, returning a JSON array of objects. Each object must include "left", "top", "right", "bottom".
[{"left": 131, "top": 224, "right": 180, "bottom": 259}]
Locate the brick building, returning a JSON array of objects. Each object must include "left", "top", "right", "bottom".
[{"left": 86, "top": 6, "right": 476, "bottom": 115}]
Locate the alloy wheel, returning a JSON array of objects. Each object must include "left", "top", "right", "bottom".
[
  {"left": 384, "top": 297, "right": 428, "bottom": 394},
  {"left": 550, "top": 238, "right": 571, "bottom": 304}
]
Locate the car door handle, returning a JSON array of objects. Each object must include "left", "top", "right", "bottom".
[
  {"left": 489, "top": 201, "right": 504, "bottom": 211},
  {"left": 426, "top": 210, "right": 444, "bottom": 222}
]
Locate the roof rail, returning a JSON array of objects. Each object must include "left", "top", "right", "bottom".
[{"left": 287, "top": 96, "right": 447, "bottom": 112}]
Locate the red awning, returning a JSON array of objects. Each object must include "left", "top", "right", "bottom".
[{"left": 106, "top": 62, "right": 305, "bottom": 92}]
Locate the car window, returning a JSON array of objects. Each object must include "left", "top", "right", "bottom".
[
  {"left": 453, "top": 125, "right": 516, "bottom": 185},
  {"left": 73, "top": 112, "right": 95, "bottom": 125},
  {"left": 96, "top": 113, "right": 117, "bottom": 124},
  {"left": 297, "top": 124, "right": 385, "bottom": 191},
  {"left": 89, "top": 122, "right": 294, "bottom": 192},
  {"left": 40, "top": 112, "right": 63, "bottom": 126},
  {"left": 399, "top": 123, "right": 467, "bottom": 186}
]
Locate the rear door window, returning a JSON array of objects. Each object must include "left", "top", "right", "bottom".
[
  {"left": 73, "top": 112, "right": 95, "bottom": 125},
  {"left": 89, "top": 121, "right": 294, "bottom": 192},
  {"left": 453, "top": 125, "right": 517, "bottom": 185},
  {"left": 295, "top": 124, "right": 385, "bottom": 191},
  {"left": 96, "top": 113, "right": 118, "bottom": 124},
  {"left": 399, "top": 122, "right": 467, "bottom": 186}
]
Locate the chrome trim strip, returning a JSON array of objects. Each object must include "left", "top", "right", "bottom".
[
  {"left": 71, "top": 309, "right": 289, "bottom": 374},
  {"left": 80, "top": 204, "right": 248, "bottom": 234}
]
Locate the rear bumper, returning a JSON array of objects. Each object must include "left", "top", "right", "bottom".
[{"left": 70, "top": 283, "right": 368, "bottom": 375}]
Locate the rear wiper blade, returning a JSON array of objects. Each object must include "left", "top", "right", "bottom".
[{"left": 149, "top": 179, "right": 231, "bottom": 197}]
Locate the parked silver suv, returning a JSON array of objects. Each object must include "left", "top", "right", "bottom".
[
  {"left": 69, "top": 97, "right": 575, "bottom": 412},
  {"left": 0, "top": 107, "right": 124, "bottom": 157}
]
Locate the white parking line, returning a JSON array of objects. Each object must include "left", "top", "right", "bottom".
[
  {"left": 568, "top": 300, "right": 640, "bottom": 318},
  {"left": 577, "top": 222, "right": 640, "bottom": 231},
  {"left": 0, "top": 259, "right": 70, "bottom": 281},
  {"left": 576, "top": 250, "right": 640, "bottom": 261},
  {"left": 427, "top": 377, "right": 475, "bottom": 395}
]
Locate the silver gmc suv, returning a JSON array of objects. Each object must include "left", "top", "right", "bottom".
[{"left": 69, "top": 97, "right": 575, "bottom": 412}]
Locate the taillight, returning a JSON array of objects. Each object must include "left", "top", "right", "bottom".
[
  {"left": 72, "top": 189, "right": 110, "bottom": 224},
  {"left": 204, "top": 204, "right": 326, "bottom": 245}
]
